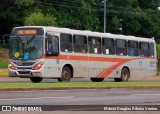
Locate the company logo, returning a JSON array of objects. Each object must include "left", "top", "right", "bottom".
[
  {"left": 2, "top": 106, "right": 11, "bottom": 111},
  {"left": 16, "top": 62, "right": 23, "bottom": 66}
]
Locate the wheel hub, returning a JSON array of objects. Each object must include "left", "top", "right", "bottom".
[{"left": 63, "top": 71, "right": 69, "bottom": 79}]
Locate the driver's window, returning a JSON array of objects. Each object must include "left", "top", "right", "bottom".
[{"left": 47, "top": 35, "right": 59, "bottom": 54}]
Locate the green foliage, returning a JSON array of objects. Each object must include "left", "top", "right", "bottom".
[
  {"left": 139, "top": 0, "right": 160, "bottom": 9},
  {"left": 123, "top": 8, "right": 142, "bottom": 35},
  {"left": 24, "top": 11, "right": 57, "bottom": 26},
  {"left": 0, "top": 0, "right": 160, "bottom": 42},
  {"left": 109, "top": 0, "right": 136, "bottom": 8},
  {"left": 106, "top": 0, "right": 160, "bottom": 40},
  {"left": 1, "top": 82, "right": 160, "bottom": 89},
  {"left": 13, "top": 0, "right": 34, "bottom": 7},
  {"left": 156, "top": 44, "right": 160, "bottom": 71},
  {"left": 156, "top": 44, "right": 160, "bottom": 56},
  {"left": 0, "top": 48, "right": 8, "bottom": 68},
  {"left": 0, "top": 58, "right": 8, "bottom": 68},
  {"left": 54, "top": 0, "right": 100, "bottom": 31},
  {"left": 110, "top": 16, "right": 121, "bottom": 33}
]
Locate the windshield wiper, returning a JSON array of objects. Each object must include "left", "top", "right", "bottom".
[{"left": 27, "top": 35, "right": 35, "bottom": 45}]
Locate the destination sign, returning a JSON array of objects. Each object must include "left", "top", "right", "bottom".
[
  {"left": 11, "top": 28, "right": 44, "bottom": 36},
  {"left": 17, "top": 30, "right": 37, "bottom": 35}
]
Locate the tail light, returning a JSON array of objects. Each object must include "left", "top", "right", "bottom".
[
  {"left": 8, "top": 62, "right": 16, "bottom": 70},
  {"left": 32, "top": 62, "right": 44, "bottom": 70},
  {"left": 156, "top": 59, "right": 159, "bottom": 65}
]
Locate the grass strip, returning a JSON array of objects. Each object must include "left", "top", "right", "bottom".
[
  {"left": 0, "top": 58, "right": 8, "bottom": 68},
  {"left": 0, "top": 82, "right": 160, "bottom": 89},
  {"left": 0, "top": 69, "right": 8, "bottom": 76}
]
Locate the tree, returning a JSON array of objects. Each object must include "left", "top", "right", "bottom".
[
  {"left": 24, "top": 11, "right": 57, "bottom": 26},
  {"left": 103, "top": 0, "right": 160, "bottom": 41},
  {"left": 13, "top": 0, "right": 34, "bottom": 7},
  {"left": 0, "top": 0, "right": 26, "bottom": 43},
  {"left": 1, "top": 0, "right": 160, "bottom": 44},
  {"left": 53, "top": 0, "right": 100, "bottom": 31}
]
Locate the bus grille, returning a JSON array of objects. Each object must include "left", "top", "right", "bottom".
[
  {"left": 18, "top": 71, "right": 31, "bottom": 75},
  {"left": 17, "top": 67, "right": 32, "bottom": 70},
  {"left": 13, "top": 62, "right": 35, "bottom": 66}
]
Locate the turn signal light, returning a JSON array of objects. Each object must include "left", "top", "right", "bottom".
[
  {"left": 32, "top": 62, "right": 44, "bottom": 70},
  {"left": 8, "top": 62, "right": 16, "bottom": 70}
]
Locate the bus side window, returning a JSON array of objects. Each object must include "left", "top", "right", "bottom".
[
  {"left": 88, "top": 36, "right": 101, "bottom": 54},
  {"left": 139, "top": 42, "right": 150, "bottom": 57},
  {"left": 73, "top": 35, "right": 87, "bottom": 53},
  {"left": 102, "top": 38, "right": 115, "bottom": 55},
  {"left": 116, "top": 39, "right": 127, "bottom": 56},
  {"left": 150, "top": 43, "right": 155, "bottom": 58},
  {"left": 60, "top": 33, "right": 72, "bottom": 52},
  {"left": 128, "top": 40, "right": 139, "bottom": 56}
]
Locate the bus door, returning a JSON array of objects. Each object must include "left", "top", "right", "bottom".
[{"left": 88, "top": 37, "right": 102, "bottom": 78}]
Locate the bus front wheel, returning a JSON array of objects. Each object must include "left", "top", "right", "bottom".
[
  {"left": 30, "top": 77, "right": 43, "bottom": 83},
  {"left": 58, "top": 67, "right": 71, "bottom": 82}
]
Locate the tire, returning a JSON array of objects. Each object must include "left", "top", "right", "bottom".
[
  {"left": 90, "top": 78, "right": 104, "bottom": 82},
  {"left": 58, "top": 67, "right": 72, "bottom": 82},
  {"left": 30, "top": 77, "right": 43, "bottom": 83},
  {"left": 121, "top": 68, "right": 130, "bottom": 81},
  {"left": 114, "top": 68, "right": 130, "bottom": 82}
]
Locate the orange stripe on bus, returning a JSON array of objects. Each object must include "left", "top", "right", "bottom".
[
  {"left": 46, "top": 55, "right": 133, "bottom": 62},
  {"left": 45, "top": 55, "right": 155, "bottom": 79},
  {"left": 96, "top": 57, "right": 156, "bottom": 78},
  {"left": 96, "top": 59, "right": 131, "bottom": 78}
]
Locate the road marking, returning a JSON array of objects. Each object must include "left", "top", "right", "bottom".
[
  {"left": 131, "top": 94, "right": 160, "bottom": 96},
  {"left": 11, "top": 91, "right": 34, "bottom": 93},
  {"left": 10, "top": 90, "right": 69, "bottom": 93},
  {"left": 43, "top": 90, "right": 69, "bottom": 92},
  {"left": 0, "top": 96, "right": 74, "bottom": 101}
]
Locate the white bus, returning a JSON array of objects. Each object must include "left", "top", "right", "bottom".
[{"left": 8, "top": 26, "right": 157, "bottom": 82}]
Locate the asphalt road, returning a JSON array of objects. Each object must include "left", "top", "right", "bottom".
[
  {"left": 0, "top": 83, "right": 160, "bottom": 113},
  {"left": 0, "top": 76, "right": 160, "bottom": 113},
  {"left": 0, "top": 89, "right": 160, "bottom": 106}
]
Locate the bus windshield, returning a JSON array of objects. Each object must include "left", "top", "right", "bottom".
[{"left": 9, "top": 36, "right": 43, "bottom": 60}]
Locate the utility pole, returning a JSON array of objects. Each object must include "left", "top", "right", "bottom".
[{"left": 104, "top": 0, "right": 106, "bottom": 33}]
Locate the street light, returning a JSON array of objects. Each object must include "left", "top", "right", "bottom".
[
  {"left": 102, "top": 0, "right": 106, "bottom": 33},
  {"left": 157, "top": 6, "right": 160, "bottom": 11}
]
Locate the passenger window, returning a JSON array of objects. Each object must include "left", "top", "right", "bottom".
[
  {"left": 88, "top": 36, "right": 101, "bottom": 54},
  {"left": 60, "top": 33, "right": 72, "bottom": 52},
  {"left": 102, "top": 38, "right": 115, "bottom": 55},
  {"left": 128, "top": 41, "right": 139, "bottom": 56},
  {"left": 139, "top": 42, "right": 150, "bottom": 57},
  {"left": 116, "top": 39, "right": 127, "bottom": 56},
  {"left": 150, "top": 43, "right": 155, "bottom": 57},
  {"left": 73, "top": 35, "right": 87, "bottom": 53}
]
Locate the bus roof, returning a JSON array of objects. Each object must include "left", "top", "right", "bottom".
[{"left": 13, "top": 26, "right": 155, "bottom": 43}]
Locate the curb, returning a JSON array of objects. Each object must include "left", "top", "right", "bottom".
[
  {"left": 0, "top": 86, "right": 160, "bottom": 91},
  {"left": 0, "top": 75, "right": 8, "bottom": 77}
]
